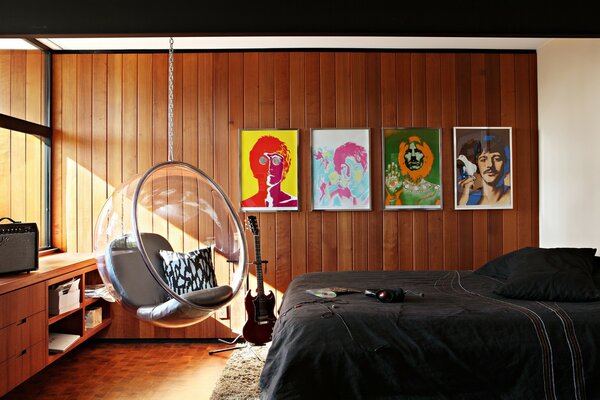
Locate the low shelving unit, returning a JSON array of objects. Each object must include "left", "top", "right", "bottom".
[{"left": 0, "top": 253, "right": 112, "bottom": 396}]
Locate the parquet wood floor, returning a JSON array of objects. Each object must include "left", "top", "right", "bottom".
[{"left": 3, "top": 341, "right": 233, "bottom": 400}]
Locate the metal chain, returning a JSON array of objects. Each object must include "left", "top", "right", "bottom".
[{"left": 167, "top": 37, "right": 174, "bottom": 162}]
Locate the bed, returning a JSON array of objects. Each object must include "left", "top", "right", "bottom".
[{"left": 259, "top": 249, "right": 600, "bottom": 399}]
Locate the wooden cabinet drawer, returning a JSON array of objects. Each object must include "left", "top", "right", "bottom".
[
  {"left": 0, "top": 357, "right": 7, "bottom": 396},
  {"left": 0, "top": 283, "right": 45, "bottom": 329},
  {"left": 0, "top": 310, "right": 46, "bottom": 362},
  {"left": 1, "top": 340, "right": 46, "bottom": 395}
]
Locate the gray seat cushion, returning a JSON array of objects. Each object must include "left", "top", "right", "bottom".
[
  {"left": 105, "top": 233, "right": 173, "bottom": 307},
  {"left": 136, "top": 285, "right": 234, "bottom": 322},
  {"left": 105, "top": 233, "right": 234, "bottom": 324}
]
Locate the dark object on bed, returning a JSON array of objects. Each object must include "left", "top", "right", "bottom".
[
  {"left": 365, "top": 288, "right": 424, "bottom": 303},
  {"left": 494, "top": 247, "right": 600, "bottom": 301},
  {"left": 260, "top": 270, "right": 600, "bottom": 399},
  {"left": 474, "top": 246, "right": 597, "bottom": 281},
  {"left": 594, "top": 256, "right": 600, "bottom": 286}
]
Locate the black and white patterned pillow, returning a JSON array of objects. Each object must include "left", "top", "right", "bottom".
[{"left": 159, "top": 247, "right": 217, "bottom": 295}]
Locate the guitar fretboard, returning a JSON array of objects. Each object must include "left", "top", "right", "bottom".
[{"left": 253, "top": 234, "right": 265, "bottom": 297}]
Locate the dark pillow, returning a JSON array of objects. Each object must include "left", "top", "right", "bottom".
[
  {"left": 475, "top": 247, "right": 539, "bottom": 280},
  {"left": 159, "top": 247, "right": 217, "bottom": 295},
  {"left": 475, "top": 247, "right": 597, "bottom": 281},
  {"left": 593, "top": 256, "right": 600, "bottom": 287},
  {"left": 494, "top": 248, "right": 600, "bottom": 302}
]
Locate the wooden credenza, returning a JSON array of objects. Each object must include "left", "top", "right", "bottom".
[{"left": 0, "top": 253, "right": 111, "bottom": 396}]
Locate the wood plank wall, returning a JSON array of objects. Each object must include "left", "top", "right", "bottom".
[
  {"left": 51, "top": 51, "right": 539, "bottom": 338},
  {"left": 0, "top": 50, "right": 47, "bottom": 246}
]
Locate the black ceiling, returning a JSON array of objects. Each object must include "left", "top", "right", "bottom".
[{"left": 1, "top": 1, "right": 597, "bottom": 38}]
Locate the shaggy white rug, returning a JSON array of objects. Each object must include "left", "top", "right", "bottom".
[{"left": 210, "top": 345, "right": 268, "bottom": 400}]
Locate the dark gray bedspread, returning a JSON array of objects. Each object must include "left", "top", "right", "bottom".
[{"left": 259, "top": 270, "right": 600, "bottom": 399}]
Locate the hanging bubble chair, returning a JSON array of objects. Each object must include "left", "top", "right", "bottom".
[
  {"left": 94, "top": 161, "right": 247, "bottom": 328},
  {"left": 93, "top": 39, "right": 247, "bottom": 328}
]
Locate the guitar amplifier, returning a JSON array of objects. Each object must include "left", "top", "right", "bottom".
[{"left": 0, "top": 217, "right": 38, "bottom": 274}]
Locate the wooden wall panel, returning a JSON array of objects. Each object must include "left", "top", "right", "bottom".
[
  {"left": 196, "top": 52, "right": 217, "bottom": 336},
  {"left": 529, "top": 55, "right": 540, "bottom": 246},
  {"left": 62, "top": 54, "right": 78, "bottom": 252},
  {"left": 515, "top": 54, "right": 533, "bottom": 248},
  {"left": 305, "top": 53, "right": 322, "bottom": 274},
  {"left": 455, "top": 54, "right": 474, "bottom": 270},
  {"left": 136, "top": 54, "right": 152, "bottom": 178},
  {"left": 212, "top": 53, "right": 231, "bottom": 339},
  {"left": 396, "top": 53, "right": 414, "bottom": 270},
  {"left": 320, "top": 53, "right": 338, "bottom": 272},
  {"left": 425, "top": 54, "right": 444, "bottom": 269},
  {"left": 366, "top": 53, "right": 383, "bottom": 271},
  {"left": 499, "top": 54, "right": 518, "bottom": 254},
  {"left": 51, "top": 51, "right": 539, "bottom": 338},
  {"left": 290, "top": 53, "right": 307, "bottom": 279},
  {"left": 227, "top": 53, "right": 244, "bottom": 335},
  {"left": 485, "top": 54, "right": 504, "bottom": 261},
  {"left": 242, "top": 52, "right": 260, "bottom": 321},
  {"left": 351, "top": 53, "right": 368, "bottom": 270},
  {"left": 274, "top": 53, "right": 292, "bottom": 306},
  {"left": 471, "top": 54, "right": 488, "bottom": 269},
  {"left": 91, "top": 54, "right": 108, "bottom": 242},
  {"left": 336, "top": 53, "right": 352, "bottom": 271},
  {"left": 76, "top": 54, "right": 92, "bottom": 253},
  {"left": 381, "top": 53, "right": 399, "bottom": 270},
  {"left": 412, "top": 54, "right": 428, "bottom": 269},
  {"left": 440, "top": 54, "right": 458, "bottom": 270},
  {"left": 256, "top": 52, "right": 277, "bottom": 328}
]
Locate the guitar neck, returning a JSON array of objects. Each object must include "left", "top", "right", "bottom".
[{"left": 253, "top": 234, "right": 265, "bottom": 296}]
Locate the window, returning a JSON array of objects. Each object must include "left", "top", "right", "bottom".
[{"left": 0, "top": 50, "right": 51, "bottom": 249}]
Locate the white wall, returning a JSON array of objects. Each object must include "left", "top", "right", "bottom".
[{"left": 538, "top": 39, "right": 600, "bottom": 249}]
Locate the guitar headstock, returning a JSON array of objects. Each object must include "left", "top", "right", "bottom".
[{"left": 247, "top": 215, "right": 259, "bottom": 236}]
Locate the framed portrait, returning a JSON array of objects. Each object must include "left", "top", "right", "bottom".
[
  {"left": 239, "top": 129, "right": 299, "bottom": 212},
  {"left": 310, "top": 128, "right": 371, "bottom": 211},
  {"left": 382, "top": 128, "right": 442, "bottom": 210},
  {"left": 453, "top": 127, "right": 513, "bottom": 210}
]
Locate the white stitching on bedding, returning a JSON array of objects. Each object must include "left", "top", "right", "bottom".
[
  {"left": 455, "top": 271, "right": 558, "bottom": 400},
  {"left": 539, "top": 301, "right": 586, "bottom": 400}
]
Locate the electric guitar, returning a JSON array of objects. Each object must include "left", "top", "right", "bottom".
[{"left": 242, "top": 216, "right": 277, "bottom": 345}]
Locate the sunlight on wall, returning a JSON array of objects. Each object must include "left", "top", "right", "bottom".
[{"left": 0, "top": 129, "right": 46, "bottom": 246}]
